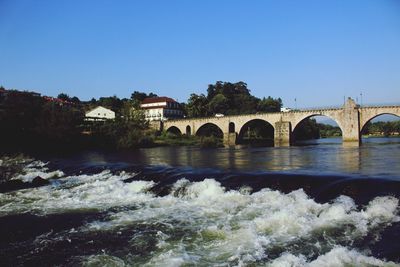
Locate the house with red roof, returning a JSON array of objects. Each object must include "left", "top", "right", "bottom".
[{"left": 140, "top": 97, "right": 183, "bottom": 121}]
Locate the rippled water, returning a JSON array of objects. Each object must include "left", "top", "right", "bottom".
[{"left": 1, "top": 138, "right": 400, "bottom": 266}]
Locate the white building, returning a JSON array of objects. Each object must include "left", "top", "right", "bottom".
[
  {"left": 140, "top": 97, "right": 183, "bottom": 121},
  {"left": 85, "top": 106, "right": 115, "bottom": 121}
]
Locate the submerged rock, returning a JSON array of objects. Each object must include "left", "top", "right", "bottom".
[{"left": 0, "top": 176, "right": 50, "bottom": 193}]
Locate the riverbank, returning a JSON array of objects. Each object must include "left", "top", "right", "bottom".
[{"left": 362, "top": 134, "right": 400, "bottom": 138}]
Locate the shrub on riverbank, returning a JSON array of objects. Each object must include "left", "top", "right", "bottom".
[
  {"left": 199, "top": 136, "right": 223, "bottom": 148},
  {"left": 154, "top": 131, "right": 198, "bottom": 146}
]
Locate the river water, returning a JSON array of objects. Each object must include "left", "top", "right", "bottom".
[{"left": 1, "top": 137, "right": 400, "bottom": 266}]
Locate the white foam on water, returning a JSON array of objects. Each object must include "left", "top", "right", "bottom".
[
  {"left": 0, "top": 170, "right": 155, "bottom": 215},
  {"left": 0, "top": 155, "right": 32, "bottom": 167},
  {"left": 81, "top": 254, "right": 126, "bottom": 267},
  {"left": 270, "top": 246, "right": 399, "bottom": 267},
  {"left": 82, "top": 179, "right": 399, "bottom": 266},
  {"left": 1, "top": 159, "right": 399, "bottom": 266},
  {"left": 11, "top": 160, "right": 64, "bottom": 182}
]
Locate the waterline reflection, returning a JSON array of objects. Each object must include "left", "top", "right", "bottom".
[{"left": 86, "top": 137, "right": 400, "bottom": 178}]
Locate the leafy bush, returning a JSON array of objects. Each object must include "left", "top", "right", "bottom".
[{"left": 199, "top": 136, "right": 222, "bottom": 148}]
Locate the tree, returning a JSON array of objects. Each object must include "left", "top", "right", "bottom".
[
  {"left": 35, "top": 102, "right": 83, "bottom": 142},
  {"left": 131, "top": 91, "right": 148, "bottom": 102},
  {"left": 293, "top": 119, "right": 320, "bottom": 140},
  {"left": 185, "top": 81, "right": 284, "bottom": 117},
  {"left": 257, "top": 96, "right": 282, "bottom": 112},
  {"left": 98, "top": 96, "right": 123, "bottom": 112},
  {"left": 57, "top": 93, "right": 70, "bottom": 101},
  {"left": 70, "top": 96, "right": 81, "bottom": 104},
  {"left": 186, "top": 93, "right": 209, "bottom": 117},
  {"left": 231, "top": 94, "right": 258, "bottom": 115},
  {"left": 207, "top": 94, "right": 229, "bottom": 114},
  {"left": 148, "top": 92, "right": 158, "bottom": 98},
  {"left": 131, "top": 91, "right": 158, "bottom": 102},
  {"left": 130, "top": 91, "right": 159, "bottom": 108}
]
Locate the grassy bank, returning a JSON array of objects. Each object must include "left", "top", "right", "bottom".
[
  {"left": 154, "top": 132, "right": 199, "bottom": 146},
  {"left": 154, "top": 132, "right": 223, "bottom": 148}
]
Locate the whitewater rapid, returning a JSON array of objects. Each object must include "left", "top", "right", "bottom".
[{"left": 0, "top": 158, "right": 399, "bottom": 266}]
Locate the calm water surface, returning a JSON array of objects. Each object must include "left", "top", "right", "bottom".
[
  {"left": 72, "top": 137, "right": 400, "bottom": 178},
  {"left": 0, "top": 137, "right": 399, "bottom": 266}
]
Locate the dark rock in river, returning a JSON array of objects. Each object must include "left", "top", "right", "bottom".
[
  {"left": 0, "top": 176, "right": 50, "bottom": 193},
  {"left": 32, "top": 176, "right": 49, "bottom": 186}
]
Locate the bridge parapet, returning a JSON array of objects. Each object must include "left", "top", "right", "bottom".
[{"left": 360, "top": 105, "right": 400, "bottom": 109}]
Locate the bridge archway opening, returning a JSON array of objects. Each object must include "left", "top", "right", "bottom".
[
  {"left": 186, "top": 125, "right": 191, "bottom": 135},
  {"left": 196, "top": 123, "right": 223, "bottom": 138},
  {"left": 361, "top": 114, "right": 400, "bottom": 142},
  {"left": 195, "top": 123, "right": 224, "bottom": 147},
  {"left": 166, "top": 126, "right": 182, "bottom": 136},
  {"left": 237, "top": 119, "right": 274, "bottom": 146},
  {"left": 229, "top": 122, "right": 235, "bottom": 133},
  {"left": 292, "top": 115, "right": 342, "bottom": 146}
]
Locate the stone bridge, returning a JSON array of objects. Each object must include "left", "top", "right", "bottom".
[{"left": 156, "top": 98, "right": 400, "bottom": 147}]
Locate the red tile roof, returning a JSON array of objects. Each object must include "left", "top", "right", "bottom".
[{"left": 141, "top": 97, "right": 177, "bottom": 104}]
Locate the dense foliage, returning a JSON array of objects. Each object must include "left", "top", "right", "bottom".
[
  {"left": 294, "top": 119, "right": 400, "bottom": 141},
  {"left": 0, "top": 88, "right": 156, "bottom": 152},
  {"left": 362, "top": 120, "right": 400, "bottom": 136},
  {"left": 3, "top": 83, "right": 396, "bottom": 153},
  {"left": 293, "top": 119, "right": 342, "bottom": 141},
  {"left": 0, "top": 90, "right": 84, "bottom": 152},
  {"left": 318, "top": 123, "right": 342, "bottom": 138},
  {"left": 185, "top": 81, "right": 282, "bottom": 117}
]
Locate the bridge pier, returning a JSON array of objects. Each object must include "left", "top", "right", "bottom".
[
  {"left": 341, "top": 98, "right": 361, "bottom": 145},
  {"left": 274, "top": 121, "right": 291, "bottom": 147},
  {"left": 223, "top": 132, "right": 237, "bottom": 146}
]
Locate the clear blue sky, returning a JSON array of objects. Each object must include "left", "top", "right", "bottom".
[{"left": 1, "top": 0, "right": 399, "bottom": 108}]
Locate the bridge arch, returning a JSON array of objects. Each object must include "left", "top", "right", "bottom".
[
  {"left": 292, "top": 113, "right": 343, "bottom": 133},
  {"left": 229, "top": 122, "right": 235, "bottom": 133},
  {"left": 195, "top": 123, "right": 224, "bottom": 138},
  {"left": 237, "top": 119, "right": 274, "bottom": 146},
  {"left": 360, "top": 112, "right": 400, "bottom": 134},
  {"left": 292, "top": 114, "right": 343, "bottom": 143},
  {"left": 186, "top": 125, "right": 191, "bottom": 135},
  {"left": 166, "top": 126, "right": 182, "bottom": 135}
]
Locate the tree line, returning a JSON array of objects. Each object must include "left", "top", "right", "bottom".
[
  {"left": 362, "top": 121, "right": 400, "bottom": 137},
  {"left": 293, "top": 119, "right": 400, "bottom": 141},
  {"left": 6, "top": 81, "right": 393, "bottom": 152},
  {"left": 293, "top": 119, "right": 342, "bottom": 141},
  {"left": 185, "top": 81, "right": 282, "bottom": 117},
  {"left": 0, "top": 81, "right": 285, "bottom": 152}
]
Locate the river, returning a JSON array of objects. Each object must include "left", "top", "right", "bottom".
[{"left": 1, "top": 137, "right": 400, "bottom": 266}]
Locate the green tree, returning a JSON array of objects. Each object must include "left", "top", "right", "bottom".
[
  {"left": 98, "top": 96, "right": 123, "bottom": 113},
  {"left": 130, "top": 91, "right": 158, "bottom": 108},
  {"left": 131, "top": 91, "right": 148, "bottom": 102},
  {"left": 57, "top": 93, "right": 70, "bottom": 101},
  {"left": 35, "top": 102, "right": 83, "bottom": 142},
  {"left": 70, "top": 96, "right": 81, "bottom": 104},
  {"left": 207, "top": 93, "right": 229, "bottom": 114},
  {"left": 257, "top": 96, "right": 282, "bottom": 112},
  {"left": 293, "top": 119, "right": 320, "bottom": 140},
  {"left": 232, "top": 94, "right": 258, "bottom": 114},
  {"left": 186, "top": 93, "right": 209, "bottom": 117}
]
